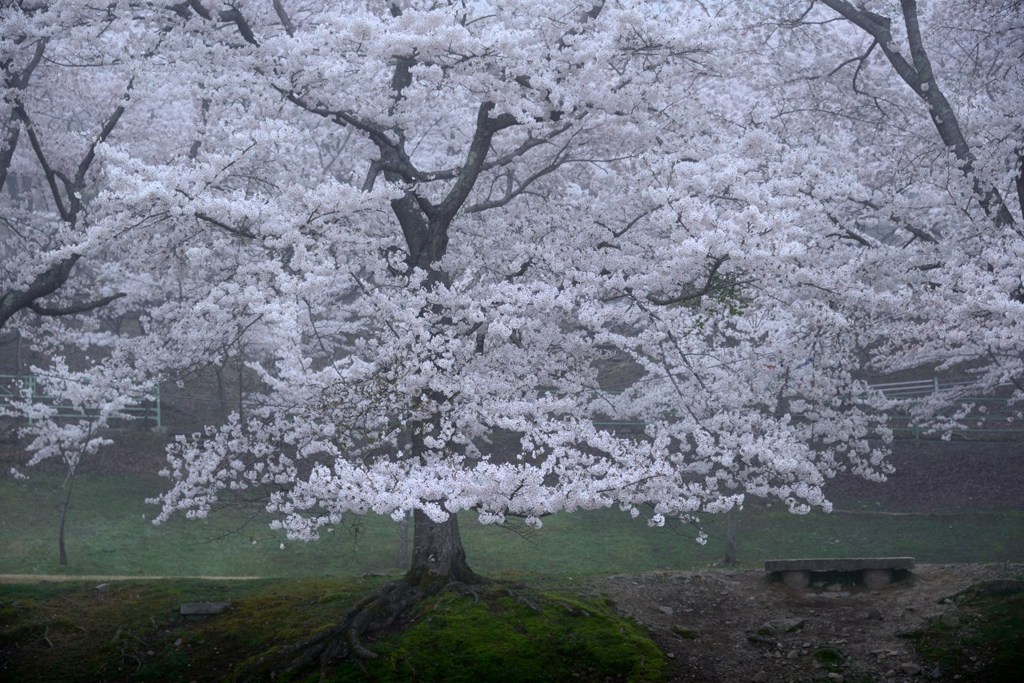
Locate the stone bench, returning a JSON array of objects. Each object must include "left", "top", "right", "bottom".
[{"left": 765, "top": 557, "right": 915, "bottom": 590}]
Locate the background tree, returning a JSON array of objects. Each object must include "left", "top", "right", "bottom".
[
  {"left": 0, "top": 3, "right": 139, "bottom": 333},
  {"left": 733, "top": 0, "right": 1024, "bottom": 428}
]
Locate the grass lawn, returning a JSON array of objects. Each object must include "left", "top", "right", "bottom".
[
  {"left": 2, "top": 472, "right": 1022, "bottom": 683},
  {"left": 1, "top": 473, "right": 1022, "bottom": 578}
]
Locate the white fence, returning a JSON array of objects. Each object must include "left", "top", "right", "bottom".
[{"left": 868, "top": 377, "right": 980, "bottom": 399}]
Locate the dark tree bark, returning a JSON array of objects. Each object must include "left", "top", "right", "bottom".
[
  {"left": 0, "top": 36, "right": 128, "bottom": 332},
  {"left": 405, "top": 509, "right": 482, "bottom": 588},
  {"left": 820, "top": 0, "right": 1017, "bottom": 229}
]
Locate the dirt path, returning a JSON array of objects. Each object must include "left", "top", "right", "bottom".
[{"left": 0, "top": 574, "right": 263, "bottom": 584}]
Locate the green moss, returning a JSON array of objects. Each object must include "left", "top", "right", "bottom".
[
  {"left": 0, "top": 579, "right": 664, "bottom": 683},
  {"left": 901, "top": 581, "right": 1024, "bottom": 682},
  {"left": 811, "top": 646, "right": 845, "bottom": 672},
  {"left": 323, "top": 587, "right": 665, "bottom": 683}
]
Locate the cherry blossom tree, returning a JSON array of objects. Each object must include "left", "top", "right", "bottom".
[
  {"left": 93, "top": 4, "right": 895, "bottom": 666},
  {"left": 2, "top": 359, "right": 142, "bottom": 565}
]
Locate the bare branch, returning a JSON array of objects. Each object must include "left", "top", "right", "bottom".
[
  {"left": 596, "top": 206, "right": 660, "bottom": 249},
  {"left": 187, "top": 0, "right": 213, "bottom": 21},
  {"left": 648, "top": 255, "right": 730, "bottom": 307},
  {"left": 1015, "top": 148, "right": 1024, "bottom": 224},
  {"left": 0, "top": 255, "right": 81, "bottom": 331},
  {"left": 819, "top": 0, "right": 921, "bottom": 88},
  {"left": 465, "top": 148, "right": 572, "bottom": 214},
  {"left": 272, "top": 0, "right": 295, "bottom": 37},
  {"left": 2, "top": 39, "right": 47, "bottom": 194},
  {"left": 435, "top": 102, "right": 518, "bottom": 220},
  {"left": 820, "top": 0, "right": 1016, "bottom": 229},
  {"left": 75, "top": 83, "right": 131, "bottom": 188},
  {"left": 219, "top": 6, "right": 259, "bottom": 46},
  {"left": 14, "top": 103, "right": 70, "bottom": 221},
  {"left": 28, "top": 292, "right": 127, "bottom": 317},
  {"left": 0, "top": 119, "right": 19, "bottom": 195},
  {"left": 194, "top": 211, "right": 256, "bottom": 239}
]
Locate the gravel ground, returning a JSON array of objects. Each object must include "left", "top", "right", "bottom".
[
  {"left": 588, "top": 562, "right": 1022, "bottom": 682},
  {"left": 588, "top": 435, "right": 1024, "bottom": 682}
]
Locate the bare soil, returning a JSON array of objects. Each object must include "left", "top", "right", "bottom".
[
  {"left": 588, "top": 563, "right": 1021, "bottom": 682},
  {"left": 586, "top": 437, "right": 1024, "bottom": 682}
]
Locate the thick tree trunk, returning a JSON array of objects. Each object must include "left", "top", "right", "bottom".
[{"left": 404, "top": 509, "right": 483, "bottom": 590}]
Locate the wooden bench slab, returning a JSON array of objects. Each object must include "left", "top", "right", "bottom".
[{"left": 765, "top": 557, "right": 915, "bottom": 589}]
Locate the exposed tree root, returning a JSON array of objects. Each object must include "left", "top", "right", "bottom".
[{"left": 237, "top": 576, "right": 493, "bottom": 682}]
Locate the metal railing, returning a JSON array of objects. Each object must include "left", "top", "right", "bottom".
[
  {"left": 869, "top": 377, "right": 980, "bottom": 399},
  {"left": 0, "top": 374, "right": 161, "bottom": 428},
  {"left": 592, "top": 375, "right": 1020, "bottom": 438}
]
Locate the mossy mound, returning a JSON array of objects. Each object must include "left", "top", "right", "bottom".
[
  {"left": 315, "top": 588, "right": 665, "bottom": 683},
  {"left": 0, "top": 578, "right": 665, "bottom": 683}
]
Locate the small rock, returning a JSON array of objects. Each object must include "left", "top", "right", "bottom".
[
  {"left": 900, "top": 662, "right": 923, "bottom": 675},
  {"left": 940, "top": 613, "right": 960, "bottom": 628},
  {"left": 777, "top": 617, "right": 806, "bottom": 633},
  {"left": 174, "top": 639, "right": 183, "bottom": 647},
  {"left": 94, "top": 583, "right": 109, "bottom": 592},
  {"left": 864, "top": 608, "right": 883, "bottom": 621},
  {"left": 657, "top": 605, "right": 674, "bottom": 615},
  {"left": 666, "top": 652, "right": 675, "bottom": 659},
  {"left": 180, "top": 602, "right": 231, "bottom": 617},
  {"left": 750, "top": 617, "right": 804, "bottom": 641},
  {"left": 953, "top": 579, "right": 1024, "bottom": 599},
  {"left": 827, "top": 674, "right": 844, "bottom": 682},
  {"left": 671, "top": 625, "right": 699, "bottom": 640},
  {"left": 884, "top": 670, "right": 897, "bottom": 679},
  {"left": 787, "top": 649, "right": 799, "bottom": 660},
  {"left": 751, "top": 671, "right": 769, "bottom": 683}
]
